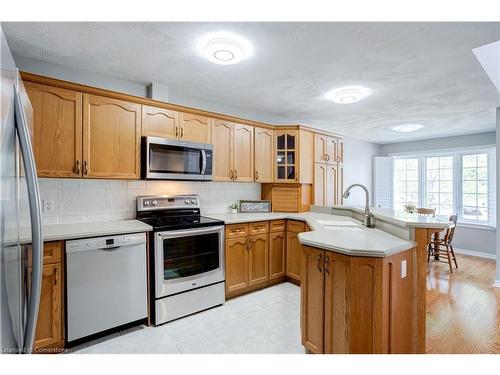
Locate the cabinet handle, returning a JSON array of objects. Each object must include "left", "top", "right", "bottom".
[
  {"left": 337, "top": 156, "right": 341, "bottom": 163},
  {"left": 75, "top": 160, "right": 80, "bottom": 175},
  {"left": 255, "top": 170, "right": 259, "bottom": 181},
  {"left": 234, "top": 170, "right": 238, "bottom": 180},
  {"left": 230, "top": 170, "right": 234, "bottom": 180},
  {"left": 180, "top": 127, "right": 184, "bottom": 138},
  {"left": 324, "top": 255, "right": 330, "bottom": 275},
  {"left": 326, "top": 154, "right": 330, "bottom": 162},
  {"left": 316, "top": 253, "right": 323, "bottom": 272},
  {"left": 175, "top": 126, "right": 179, "bottom": 138},
  {"left": 83, "top": 160, "right": 88, "bottom": 175}
]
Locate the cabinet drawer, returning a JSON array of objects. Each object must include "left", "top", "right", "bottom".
[
  {"left": 225, "top": 223, "right": 249, "bottom": 238},
  {"left": 270, "top": 220, "right": 286, "bottom": 232},
  {"left": 287, "top": 220, "right": 306, "bottom": 233},
  {"left": 28, "top": 241, "right": 62, "bottom": 266},
  {"left": 249, "top": 221, "right": 269, "bottom": 235}
]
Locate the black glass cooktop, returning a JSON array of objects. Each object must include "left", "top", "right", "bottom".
[{"left": 138, "top": 212, "right": 223, "bottom": 231}]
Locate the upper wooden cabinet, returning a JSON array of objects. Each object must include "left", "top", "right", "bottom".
[
  {"left": 212, "top": 121, "right": 254, "bottom": 182},
  {"left": 83, "top": 94, "right": 141, "bottom": 179},
  {"left": 274, "top": 129, "right": 313, "bottom": 184},
  {"left": 315, "top": 133, "right": 342, "bottom": 165},
  {"left": 25, "top": 82, "right": 83, "bottom": 178},
  {"left": 254, "top": 127, "right": 273, "bottom": 182},
  {"left": 179, "top": 113, "right": 212, "bottom": 143},
  {"left": 314, "top": 163, "right": 339, "bottom": 206},
  {"left": 141, "top": 105, "right": 179, "bottom": 139},
  {"left": 233, "top": 124, "right": 254, "bottom": 182}
]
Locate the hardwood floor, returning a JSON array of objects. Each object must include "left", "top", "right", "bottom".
[{"left": 426, "top": 254, "right": 500, "bottom": 353}]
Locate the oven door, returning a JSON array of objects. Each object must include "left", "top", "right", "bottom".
[
  {"left": 144, "top": 136, "right": 213, "bottom": 180},
  {"left": 154, "top": 226, "right": 224, "bottom": 298}
]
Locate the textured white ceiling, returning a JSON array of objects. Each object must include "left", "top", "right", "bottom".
[{"left": 3, "top": 22, "right": 499, "bottom": 143}]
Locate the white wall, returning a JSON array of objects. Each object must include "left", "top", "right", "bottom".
[
  {"left": 341, "top": 137, "right": 382, "bottom": 207},
  {"left": 380, "top": 133, "right": 497, "bottom": 257},
  {"left": 380, "top": 132, "right": 495, "bottom": 155},
  {"left": 33, "top": 179, "right": 260, "bottom": 226}
]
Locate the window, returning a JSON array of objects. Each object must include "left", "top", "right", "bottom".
[
  {"left": 393, "top": 158, "right": 419, "bottom": 212},
  {"left": 425, "top": 156, "right": 454, "bottom": 216},
  {"left": 461, "top": 153, "right": 488, "bottom": 222},
  {"left": 391, "top": 148, "right": 495, "bottom": 226}
]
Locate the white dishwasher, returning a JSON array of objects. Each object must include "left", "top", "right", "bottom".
[{"left": 66, "top": 232, "right": 148, "bottom": 343}]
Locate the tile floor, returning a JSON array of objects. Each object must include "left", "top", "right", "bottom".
[{"left": 71, "top": 282, "right": 305, "bottom": 354}]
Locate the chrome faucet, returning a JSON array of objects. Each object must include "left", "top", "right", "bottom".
[{"left": 342, "top": 184, "right": 375, "bottom": 228}]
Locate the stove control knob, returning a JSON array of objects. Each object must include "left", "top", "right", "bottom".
[
  {"left": 152, "top": 200, "right": 157, "bottom": 206},
  {"left": 190, "top": 199, "right": 196, "bottom": 204},
  {"left": 144, "top": 200, "right": 150, "bottom": 206},
  {"left": 185, "top": 199, "right": 190, "bottom": 204}
]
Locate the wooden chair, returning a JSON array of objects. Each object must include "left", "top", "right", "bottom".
[
  {"left": 427, "top": 214, "right": 458, "bottom": 273},
  {"left": 416, "top": 207, "right": 436, "bottom": 217}
]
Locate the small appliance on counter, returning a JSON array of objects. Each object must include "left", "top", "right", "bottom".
[{"left": 136, "top": 194, "right": 225, "bottom": 325}]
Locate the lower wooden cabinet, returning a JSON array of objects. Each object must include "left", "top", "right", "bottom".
[
  {"left": 300, "top": 245, "right": 416, "bottom": 354},
  {"left": 28, "top": 241, "right": 65, "bottom": 353},
  {"left": 248, "top": 234, "right": 269, "bottom": 286},
  {"left": 269, "top": 231, "right": 286, "bottom": 280},
  {"left": 286, "top": 232, "right": 301, "bottom": 282},
  {"left": 225, "top": 237, "right": 249, "bottom": 294}
]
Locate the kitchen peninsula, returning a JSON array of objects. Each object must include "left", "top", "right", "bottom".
[{"left": 208, "top": 206, "right": 452, "bottom": 354}]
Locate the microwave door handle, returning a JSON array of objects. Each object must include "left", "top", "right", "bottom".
[
  {"left": 15, "top": 82, "right": 43, "bottom": 353},
  {"left": 201, "top": 149, "right": 207, "bottom": 174}
]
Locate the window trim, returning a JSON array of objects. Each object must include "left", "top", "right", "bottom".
[{"left": 390, "top": 146, "right": 496, "bottom": 227}]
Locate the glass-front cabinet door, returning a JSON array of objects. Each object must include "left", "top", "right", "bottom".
[{"left": 275, "top": 130, "right": 298, "bottom": 182}]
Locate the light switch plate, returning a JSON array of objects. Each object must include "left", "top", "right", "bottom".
[
  {"left": 43, "top": 199, "right": 55, "bottom": 214},
  {"left": 401, "top": 260, "right": 407, "bottom": 278}
]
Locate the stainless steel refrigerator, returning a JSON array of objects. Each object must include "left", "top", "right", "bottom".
[{"left": 0, "top": 26, "right": 43, "bottom": 354}]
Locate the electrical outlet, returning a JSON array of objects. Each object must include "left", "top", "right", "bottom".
[
  {"left": 401, "top": 260, "right": 407, "bottom": 278},
  {"left": 43, "top": 199, "right": 55, "bottom": 214}
]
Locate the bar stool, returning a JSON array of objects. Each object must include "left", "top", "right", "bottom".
[{"left": 427, "top": 214, "right": 458, "bottom": 273}]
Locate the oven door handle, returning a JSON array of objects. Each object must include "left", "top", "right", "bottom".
[
  {"left": 201, "top": 149, "right": 207, "bottom": 175},
  {"left": 157, "top": 225, "right": 224, "bottom": 239}
]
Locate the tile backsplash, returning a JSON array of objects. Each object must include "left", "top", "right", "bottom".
[{"left": 35, "top": 178, "right": 261, "bottom": 225}]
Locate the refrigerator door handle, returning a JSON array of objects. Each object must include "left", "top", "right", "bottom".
[{"left": 14, "top": 81, "right": 43, "bottom": 353}]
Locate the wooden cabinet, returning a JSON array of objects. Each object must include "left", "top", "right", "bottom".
[
  {"left": 274, "top": 129, "right": 313, "bottom": 184},
  {"left": 300, "top": 245, "right": 416, "bottom": 354},
  {"left": 141, "top": 105, "right": 179, "bottom": 139},
  {"left": 179, "top": 113, "right": 211, "bottom": 143},
  {"left": 212, "top": 120, "right": 254, "bottom": 182},
  {"left": 314, "top": 133, "right": 328, "bottom": 163},
  {"left": 25, "top": 82, "right": 83, "bottom": 178},
  {"left": 314, "top": 163, "right": 339, "bottom": 206},
  {"left": 248, "top": 234, "right": 269, "bottom": 286},
  {"left": 213, "top": 119, "right": 234, "bottom": 181},
  {"left": 254, "top": 127, "right": 273, "bottom": 182},
  {"left": 286, "top": 231, "right": 302, "bottom": 282},
  {"left": 269, "top": 231, "right": 286, "bottom": 280},
  {"left": 300, "top": 245, "right": 325, "bottom": 353},
  {"left": 233, "top": 124, "right": 254, "bottom": 182},
  {"left": 261, "top": 183, "right": 312, "bottom": 213},
  {"left": 83, "top": 94, "right": 141, "bottom": 179},
  {"left": 225, "top": 237, "right": 249, "bottom": 294},
  {"left": 29, "top": 241, "right": 64, "bottom": 353},
  {"left": 315, "top": 133, "right": 340, "bottom": 165}
]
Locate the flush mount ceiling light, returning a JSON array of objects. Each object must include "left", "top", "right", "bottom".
[
  {"left": 324, "top": 86, "right": 371, "bottom": 104},
  {"left": 391, "top": 124, "right": 425, "bottom": 133},
  {"left": 198, "top": 32, "right": 253, "bottom": 65}
]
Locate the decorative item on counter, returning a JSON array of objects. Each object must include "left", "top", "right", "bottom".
[
  {"left": 229, "top": 202, "right": 239, "bottom": 214},
  {"left": 239, "top": 200, "right": 271, "bottom": 213},
  {"left": 404, "top": 203, "right": 416, "bottom": 214}
]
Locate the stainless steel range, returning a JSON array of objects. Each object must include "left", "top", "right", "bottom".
[{"left": 136, "top": 195, "right": 225, "bottom": 325}]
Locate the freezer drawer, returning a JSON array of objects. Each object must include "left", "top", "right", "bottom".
[{"left": 66, "top": 233, "right": 148, "bottom": 342}]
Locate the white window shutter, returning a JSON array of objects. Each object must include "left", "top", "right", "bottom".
[{"left": 373, "top": 156, "right": 393, "bottom": 209}]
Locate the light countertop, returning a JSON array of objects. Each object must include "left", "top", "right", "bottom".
[
  {"left": 206, "top": 211, "right": 416, "bottom": 258},
  {"left": 16, "top": 219, "right": 153, "bottom": 244},
  {"left": 331, "top": 206, "right": 452, "bottom": 229}
]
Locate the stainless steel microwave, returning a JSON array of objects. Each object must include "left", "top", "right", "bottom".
[{"left": 142, "top": 137, "right": 213, "bottom": 180}]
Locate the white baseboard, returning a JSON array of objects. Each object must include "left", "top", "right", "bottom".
[{"left": 453, "top": 248, "right": 496, "bottom": 260}]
